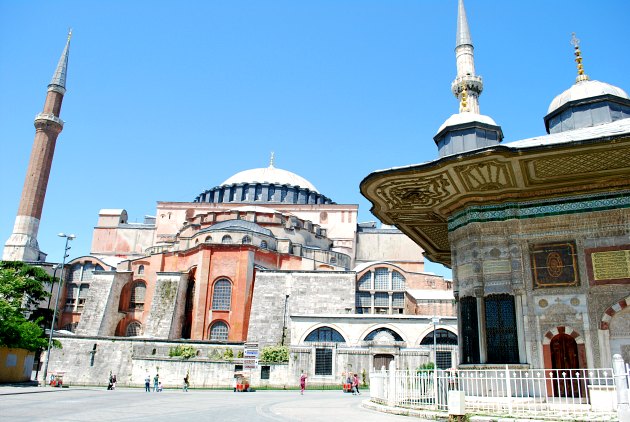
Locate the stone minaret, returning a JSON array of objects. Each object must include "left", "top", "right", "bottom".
[
  {"left": 3, "top": 32, "right": 71, "bottom": 262},
  {"left": 450, "top": 0, "right": 483, "bottom": 114}
]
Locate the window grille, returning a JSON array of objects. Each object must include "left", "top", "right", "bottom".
[
  {"left": 212, "top": 279, "right": 232, "bottom": 310},
  {"left": 357, "top": 273, "right": 371, "bottom": 290},
  {"left": 392, "top": 270, "right": 405, "bottom": 290},
  {"left": 260, "top": 240, "right": 268, "bottom": 249},
  {"left": 356, "top": 292, "right": 371, "bottom": 307},
  {"left": 305, "top": 326, "right": 345, "bottom": 342},
  {"left": 374, "top": 268, "right": 389, "bottom": 290},
  {"left": 460, "top": 296, "right": 480, "bottom": 364},
  {"left": 210, "top": 321, "right": 228, "bottom": 340},
  {"left": 420, "top": 329, "right": 458, "bottom": 345},
  {"left": 126, "top": 322, "right": 142, "bottom": 337},
  {"left": 374, "top": 292, "right": 389, "bottom": 307},
  {"left": 315, "top": 348, "right": 333, "bottom": 375},
  {"left": 436, "top": 351, "right": 452, "bottom": 370},
  {"left": 485, "top": 294, "right": 519, "bottom": 364},
  {"left": 62, "top": 322, "right": 78, "bottom": 332},
  {"left": 261, "top": 366, "right": 270, "bottom": 380},
  {"left": 222, "top": 235, "right": 233, "bottom": 244},
  {"left": 130, "top": 282, "right": 146, "bottom": 310},
  {"left": 392, "top": 292, "right": 404, "bottom": 307},
  {"left": 242, "top": 235, "right": 252, "bottom": 244}
]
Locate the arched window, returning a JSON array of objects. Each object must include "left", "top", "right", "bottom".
[
  {"left": 209, "top": 321, "right": 228, "bottom": 341},
  {"left": 392, "top": 270, "right": 405, "bottom": 290},
  {"left": 137, "top": 265, "right": 145, "bottom": 275},
  {"left": 357, "top": 273, "right": 371, "bottom": 290},
  {"left": 242, "top": 235, "right": 252, "bottom": 244},
  {"left": 420, "top": 329, "right": 458, "bottom": 345},
  {"left": 221, "top": 235, "right": 233, "bottom": 244},
  {"left": 65, "top": 283, "right": 78, "bottom": 311},
  {"left": 305, "top": 326, "right": 345, "bottom": 342},
  {"left": 82, "top": 263, "right": 95, "bottom": 281},
  {"left": 212, "top": 279, "right": 232, "bottom": 310},
  {"left": 260, "top": 240, "right": 268, "bottom": 249},
  {"left": 364, "top": 328, "right": 403, "bottom": 342},
  {"left": 130, "top": 281, "right": 146, "bottom": 310},
  {"left": 205, "top": 235, "right": 212, "bottom": 243},
  {"left": 126, "top": 321, "right": 142, "bottom": 337}
]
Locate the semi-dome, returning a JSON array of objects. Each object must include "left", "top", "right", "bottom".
[
  {"left": 221, "top": 165, "right": 319, "bottom": 193},
  {"left": 547, "top": 80, "right": 629, "bottom": 115}
]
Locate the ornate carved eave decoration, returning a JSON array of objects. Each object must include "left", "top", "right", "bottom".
[{"left": 360, "top": 133, "right": 630, "bottom": 268}]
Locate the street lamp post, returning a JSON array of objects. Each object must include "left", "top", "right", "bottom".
[{"left": 42, "top": 233, "right": 75, "bottom": 386}]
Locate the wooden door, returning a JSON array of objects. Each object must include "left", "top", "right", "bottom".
[
  {"left": 373, "top": 354, "right": 394, "bottom": 371},
  {"left": 550, "top": 333, "right": 580, "bottom": 397}
]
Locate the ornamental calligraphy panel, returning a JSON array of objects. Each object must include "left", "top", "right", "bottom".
[
  {"left": 585, "top": 245, "right": 630, "bottom": 285},
  {"left": 530, "top": 241, "right": 579, "bottom": 288}
]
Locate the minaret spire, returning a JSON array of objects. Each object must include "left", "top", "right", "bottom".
[
  {"left": 451, "top": 0, "right": 483, "bottom": 114},
  {"left": 49, "top": 29, "right": 72, "bottom": 94},
  {"left": 571, "top": 32, "right": 589, "bottom": 83},
  {"left": 3, "top": 33, "right": 71, "bottom": 262}
]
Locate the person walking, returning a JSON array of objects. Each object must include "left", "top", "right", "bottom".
[
  {"left": 183, "top": 374, "right": 189, "bottom": 392},
  {"left": 352, "top": 373, "right": 361, "bottom": 395},
  {"left": 299, "top": 371, "right": 307, "bottom": 395},
  {"left": 153, "top": 373, "right": 159, "bottom": 392},
  {"left": 112, "top": 374, "right": 117, "bottom": 390},
  {"left": 144, "top": 373, "right": 151, "bottom": 392}
]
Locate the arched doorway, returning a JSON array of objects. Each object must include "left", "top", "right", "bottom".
[
  {"left": 549, "top": 333, "right": 580, "bottom": 397},
  {"left": 373, "top": 354, "right": 394, "bottom": 371},
  {"left": 420, "top": 328, "right": 458, "bottom": 369}
]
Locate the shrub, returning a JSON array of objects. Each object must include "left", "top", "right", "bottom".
[
  {"left": 259, "top": 345, "right": 289, "bottom": 363},
  {"left": 168, "top": 345, "right": 196, "bottom": 359}
]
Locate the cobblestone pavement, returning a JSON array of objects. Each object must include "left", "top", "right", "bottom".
[{"left": 0, "top": 387, "right": 416, "bottom": 421}]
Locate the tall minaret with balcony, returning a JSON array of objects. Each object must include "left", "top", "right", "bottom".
[
  {"left": 433, "top": 0, "right": 502, "bottom": 157},
  {"left": 3, "top": 31, "right": 72, "bottom": 262}
]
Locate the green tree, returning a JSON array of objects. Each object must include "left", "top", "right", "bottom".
[{"left": 0, "top": 261, "right": 57, "bottom": 352}]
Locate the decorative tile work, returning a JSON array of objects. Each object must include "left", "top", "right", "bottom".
[
  {"left": 530, "top": 241, "right": 579, "bottom": 288},
  {"left": 448, "top": 190, "right": 630, "bottom": 231},
  {"left": 531, "top": 146, "right": 630, "bottom": 179}
]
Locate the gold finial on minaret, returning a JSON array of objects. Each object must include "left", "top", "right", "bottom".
[
  {"left": 459, "top": 82, "right": 469, "bottom": 112},
  {"left": 269, "top": 151, "right": 275, "bottom": 167},
  {"left": 571, "top": 32, "right": 589, "bottom": 83}
]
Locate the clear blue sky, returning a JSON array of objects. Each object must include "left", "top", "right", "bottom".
[{"left": 1, "top": 1, "right": 628, "bottom": 278}]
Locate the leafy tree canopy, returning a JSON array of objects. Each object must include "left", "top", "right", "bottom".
[{"left": 0, "top": 261, "right": 57, "bottom": 351}]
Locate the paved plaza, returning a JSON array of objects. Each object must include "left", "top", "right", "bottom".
[{"left": 0, "top": 386, "right": 414, "bottom": 422}]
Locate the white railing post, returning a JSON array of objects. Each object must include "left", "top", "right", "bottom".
[
  {"left": 612, "top": 354, "right": 630, "bottom": 421},
  {"left": 388, "top": 360, "right": 396, "bottom": 407},
  {"left": 505, "top": 365, "right": 513, "bottom": 415},
  {"left": 433, "top": 366, "right": 439, "bottom": 410}
]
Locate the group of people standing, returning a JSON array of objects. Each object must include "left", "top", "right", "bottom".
[{"left": 144, "top": 373, "right": 162, "bottom": 392}]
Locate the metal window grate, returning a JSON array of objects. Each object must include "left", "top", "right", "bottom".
[
  {"left": 392, "top": 270, "right": 405, "bottom": 290},
  {"left": 210, "top": 321, "right": 228, "bottom": 340},
  {"left": 374, "top": 268, "right": 388, "bottom": 290},
  {"left": 212, "top": 279, "right": 232, "bottom": 310},
  {"left": 261, "top": 366, "right": 270, "bottom": 380},
  {"left": 460, "top": 296, "right": 480, "bottom": 364},
  {"left": 130, "top": 281, "right": 146, "bottom": 310},
  {"left": 315, "top": 348, "right": 333, "bottom": 375},
  {"left": 485, "top": 294, "right": 519, "bottom": 363},
  {"left": 374, "top": 292, "right": 389, "bottom": 306},
  {"left": 126, "top": 322, "right": 142, "bottom": 337},
  {"left": 357, "top": 273, "right": 371, "bottom": 290}
]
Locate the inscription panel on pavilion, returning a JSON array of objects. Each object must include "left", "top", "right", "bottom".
[
  {"left": 530, "top": 241, "right": 580, "bottom": 288},
  {"left": 585, "top": 245, "right": 630, "bottom": 285}
]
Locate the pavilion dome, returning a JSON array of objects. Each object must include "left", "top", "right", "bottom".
[
  {"left": 221, "top": 165, "right": 319, "bottom": 193},
  {"left": 547, "top": 80, "right": 629, "bottom": 115}
]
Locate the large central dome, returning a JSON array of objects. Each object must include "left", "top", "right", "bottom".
[{"left": 221, "top": 165, "right": 319, "bottom": 193}]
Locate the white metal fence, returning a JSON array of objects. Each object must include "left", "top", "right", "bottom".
[{"left": 370, "top": 360, "right": 629, "bottom": 421}]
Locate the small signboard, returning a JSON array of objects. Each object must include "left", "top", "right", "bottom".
[{"left": 244, "top": 343, "right": 259, "bottom": 370}]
